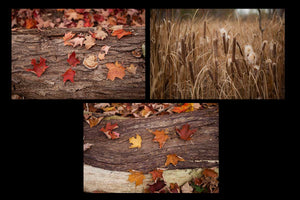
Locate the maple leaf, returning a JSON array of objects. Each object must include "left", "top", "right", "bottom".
[
  {"left": 86, "top": 116, "right": 104, "bottom": 128},
  {"left": 106, "top": 61, "right": 126, "bottom": 81},
  {"left": 128, "top": 170, "right": 145, "bottom": 186},
  {"left": 169, "top": 183, "right": 180, "bottom": 193},
  {"left": 27, "top": 57, "right": 49, "bottom": 77},
  {"left": 89, "top": 26, "right": 108, "bottom": 40},
  {"left": 98, "top": 45, "right": 111, "bottom": 60},
  {"left": 111, "top": 29, "right": 132, "bottom": 39},
  {"left": 147, "top": 179, "right": 166, "bottom": 193},
  {"left": 129, "top": 134, "right": 142, "bottom": 149},
  {"left": 149, "top": 169, "right": 163, "bottom": 181},
  {"left": 63, "top": 31, "right": 75, "bottom": 46},
  {"left": 69, "top": 37, "right": 85, "bottom": 47},
  {"left": 100, "top": 122, "right": 119, "bottom": 139},
  {"left": 175, "top": 123, "right": 197, "bottom": 141},
  {"left": 61, "top": 67, "right": 76, "bottom": 83},
  {"left": 172, "top": 103, "right": 194, "bottom": 113},
  {"left": 150, "top": 129, "right": 169, "bottom": 149},
  {"left": 181, "top": 182, "right": 193, "bottom": 193},
  {"left": 67, "top": 51, "right": 80, "bottom": 67},
  {"left": 126, "top": 64, "right": 137, "bottom": 74},
  {"left": 83, "top": 54, "right": 98, "bottom": 69},
  {"left": 165, "top": 154, "right": 185, "bottom": 167},
  {"left": 84, "top": 35, "right": 96, "bottom": 49}
]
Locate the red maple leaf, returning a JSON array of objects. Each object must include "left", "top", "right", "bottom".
[
  {"left": 100, "top": 123, "right": 120, "bottom": 139},
  {"left": 61, "top": 67, "right": 76, "bottom": 83},
  {"left": 175, "top": 123, "right": 197, "bottom": 141},
  {"left": 111, "top": 29, "right": 132, "bottom": 39},
  {"left": 27, "top": 57, "right": 49, "bottom": 77},
  {"left": 67, "top": 51, "right": 80, "bottom": 67},
  {"left": 147, "top": 179, "right": 166, "bottom": 193}
]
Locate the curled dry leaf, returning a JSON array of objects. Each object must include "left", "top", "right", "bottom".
[
  {"left": 111, "top": 29, "right": 132, "bottom": 39},
  {"left": 86, "top": 116, "right": 104, "bottom": 128},
  {"left": 89, "top": 26, "right": 108, "bottom": 40},
  {"left": 69, "top": 37, "right": 85, "bottom": 47},
  {"left": 83, "top": 143, "right": 93, "bottom": 151},
  {"left": 84, "top": 35, "right": 96, "bottom": 49},
  {"left": 83, "top": 54, "right": 98, "bottom": 69},
  {"left": 181, "top": 182, "right": 193, "bottom": 193},
  {"left": 149, "top": 169, "right": 163, "bottom": 181}
]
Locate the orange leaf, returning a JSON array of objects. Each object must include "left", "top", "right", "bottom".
[
  {"left": 165, "top": 154, "right": 185, "bottom": 167},
  {"left": 172, "top": 103, "right": 193, "bottom": 113},
  {"left": 111, "top": 29, "right": 132, "bottom": 39},
  {"left": 86, "top": 116, "right": 104, "bottom": 128},
  {"left": 25, "top": 18, "right": 36, "bottom": 29},
  {"left": 149, "top": 169, "right": 163, "bottom": 181},
  {"left": 106, "top": 61, "right": 126, "bottom": 81},
  {"left": 150, "top": 129, "right": 169, "bottom": 148},
  {"left": 128, "top": 170, "right": 145, "bottom": 186}
]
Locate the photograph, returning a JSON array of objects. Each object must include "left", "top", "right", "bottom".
[
  {"left": 11, "top": 9, "right": 145, "bottom": 99},
  {"left": 83, "top": 103, "right": 219, "bottom": 193},
  {"left": 150, "top": 9, "right": 285, "bottom": 99}
]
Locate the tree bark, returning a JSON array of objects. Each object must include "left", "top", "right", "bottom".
[
  {"left": 84, "top": 107, "right": 219, "bottom": 174},
  {"left": 11, "top": 27, "right": 145, "bottom": 99}
]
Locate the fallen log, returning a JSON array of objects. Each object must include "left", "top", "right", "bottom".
[
  {"left": 84, "top": 107, "right": 219, "bottom": 173},
  {"left": 11, "top": 27, "right": 145, "bottom": 99}
]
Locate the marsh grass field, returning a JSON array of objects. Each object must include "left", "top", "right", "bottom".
[{"left": 150, "top": 9, "right": 285, "bottom": 99}]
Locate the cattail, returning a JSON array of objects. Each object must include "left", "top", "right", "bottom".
[
  {"left": 203, "top": 20, "right": 206, "bottom": 39},
  {"left": 232, "top": 37, "right": 236, "bottom": 63},
  {"left": 272, "top": 42, "right": 277, "bottom": 59},
  {"left": 213, "top": 38, "right": 219, "bottom": 88}
]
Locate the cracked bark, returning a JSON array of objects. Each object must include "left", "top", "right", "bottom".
[
  {"left": 84, "top": 107, "right": 219, "bottom": 173},
  {"left": 11, "top": 27, "right": 145, "bottom": 99}
]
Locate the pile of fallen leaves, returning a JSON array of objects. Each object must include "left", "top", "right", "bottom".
[
  {"left": 83, "top": 103, "right": 219, "bottom": 193},
  {"left": 11, "top": 9, "right": 145, "bottom": 29}
]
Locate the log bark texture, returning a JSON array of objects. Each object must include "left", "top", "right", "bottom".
[
  {"left": 11, "top": 27, "right": 145, "bottom": 99},
  {"left": 84, "top": 107, "right": 219, "bottom": 174}
]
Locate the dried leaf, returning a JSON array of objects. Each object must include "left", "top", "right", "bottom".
[
  {"left": 83, "top": 143, "right": 93, "bottom": 151},
  {"left": 202, "top": 168, "right": 218, "bottom": 178},
  {"left": 165, "top": 154, "right": 184, "bottom": 167},
  {"left": 67, "top": 51, "right": 80, "bottom": 67},
  {"left": 27, "top": 56, "right": 49, "bottom": 77},
  {"left": 175, "top": 123, "right": 197, "bottom": 141},
  {"left": 69, "top": 37, "right": 85, "bottom": 47},
  {"left": 150, "top": 129, "right": 169, "bottom": 149},
  {"left": 172, "top": 103, "right": 194, "bottom": 113},
  {"left": 126, "top": 64, "right": 137, "bottom": 74},
  {"left": 128, "top": 170, "right": 145, "bottom": 186},
  {"left": 111, "top": 29, "right": 132, "bottom": 39},
  {"left": 100, "top": 122, "right": 119, "bottom": 139},
  {"left": 149, "top": 169, "right": 163, "bottom": 181},
  {"left": 84, "top": 35, "right": 96, "bottom": 49},
  {"left": 106, "top": 61, "right": 126, "bottom": 81},
  {"left": 61, "top": 67, "right": 76, "bottom": 83},
  {"left": 89, "top": 26, "right": 108, "bottom": 40},
  {"left": 129, "top": 134, "right": 142, "bottom": 149},
  {"left": 83, "top": 54, "right": 98, "bottom": 69},
  {"left": 147, "top": 179, "right": 166, "bottom": 193},
  {"left": 86, "top": 116, "right": 104, "bottom": 128}
]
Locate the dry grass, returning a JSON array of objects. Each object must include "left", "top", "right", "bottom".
[{"left": 150, "top": 9, "right": 285, "bottom": 99}]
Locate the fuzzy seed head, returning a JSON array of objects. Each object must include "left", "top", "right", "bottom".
[
  {"left": 247, "top": 52, "right": 256, "bottom": 65},
  {"left": 244, "top": 45, "right": 253, "bottom": 57},
  {"left": 253, "top": 65, "right": 260, "bottom": 70}
]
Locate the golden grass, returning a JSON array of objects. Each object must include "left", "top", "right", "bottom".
[{"left": 150, "top": 10, "right": 285, "bottom": 99}]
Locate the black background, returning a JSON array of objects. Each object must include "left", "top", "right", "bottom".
[{"left": 6, "top": 4, "right": 293, "bottom": 199}]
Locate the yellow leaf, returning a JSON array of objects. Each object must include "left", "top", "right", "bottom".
[
  {"left": 128, "top": 170, "right": 145, "bottom": 186},
  {"left": 129, "top": 134, "right": 142, "bottom": 149}
]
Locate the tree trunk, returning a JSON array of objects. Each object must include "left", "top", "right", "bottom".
[
  {"left": 84, "top": 107, "right": 219, "bottom": 173},
  {"left": 11, "top": 27, "right": 145, "bottom": 99}
]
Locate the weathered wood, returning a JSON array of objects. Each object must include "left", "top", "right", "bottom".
[
  {"left": 84, "top": 164, "right": 219, "bottom": 193},
  {"left": 11, "top": 27, "right": 145, "bottom": 99},
  {"left": 84, "top": 108, "right": 219, "bottom": 173}
]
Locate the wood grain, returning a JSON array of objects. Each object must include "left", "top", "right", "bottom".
[
  {"left": 11, "top": 27, "right": 145, "bottom": 99},
  {"left": 84, "top": 107, "right": 219, "bottom": 173}
]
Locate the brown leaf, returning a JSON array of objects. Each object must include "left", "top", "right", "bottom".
[
  {"left": 126, "top": 64, "right": 137, "bottom": 74},
  {"left": 84, "top": 35, "right": 96, "bottom": 49},
  {"left": 86, "top": 116, "right": 104, "bottom": 128},
  {"left": 175, "top": 123, "right": 197, "bottom": 141},
  {"left": 149, "top": 169, "right": 163, "bottom": 181}
]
